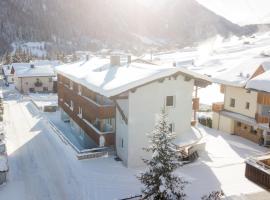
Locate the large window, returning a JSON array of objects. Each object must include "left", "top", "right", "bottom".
[
  {"left": 70, "top": 100, "right": 74, "bottom": 111},
  {"left": 166, "top": 96, "right": 175, "bottom": 107},
  {"left": 78, "top": 85, "right": 82, "bottom": 95},
  {"left": 230, "top": 98, "right": 235, "bottom": 107},
  {"left": 169, "top": 123, "right": 175, "bottom": 133},
  {"left": 70, "top": 80, "right": 73, "bottom": 90},
  {"left": 78, "top": 107, "right": 82, "bottom": 118}
]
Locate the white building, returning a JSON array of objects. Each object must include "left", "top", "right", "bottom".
[
  {"left": 56, "top": 55, "right": 210, "bottom": 167},
  {"left": 14, "top": 64, "right": 56, "bottom": 93}
]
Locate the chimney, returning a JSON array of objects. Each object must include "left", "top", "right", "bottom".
[
  {"left": 30, "top": 64, "right": 35, "bottom": 68},
  {"left": 110, "top": 55, "right": 121, "bottom": 66},
  {"left": 127, "top": 55, "right": 132, "bottom": 64}
]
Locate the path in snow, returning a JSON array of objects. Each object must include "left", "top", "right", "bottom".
[{"left": 0, "top": 89, "right": 141, "bottom": 200}]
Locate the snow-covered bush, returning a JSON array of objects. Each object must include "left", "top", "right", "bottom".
[
  {"left": 138, "top": 109, "right": 188, "bottom": 200},
  {"left": 201, "top": 190, "right": 224, "bottom": 200}
]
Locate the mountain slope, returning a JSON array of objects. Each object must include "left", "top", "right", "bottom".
[{"left": 0, "top": 0, "right": 258, "bottom": 55}]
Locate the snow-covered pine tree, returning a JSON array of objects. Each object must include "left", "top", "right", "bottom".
[{"left": 138, "top": 108, "right": 188, "bottom": 200}]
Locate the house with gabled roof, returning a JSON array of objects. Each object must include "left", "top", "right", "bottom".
[
  {"left": 56, "top": 55, "right": 211, "bottom": 167},
  {"left": 212, "top": 57, "right": 270, "bottom": 145}
]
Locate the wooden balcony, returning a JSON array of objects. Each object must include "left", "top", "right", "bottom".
[
  {"left": 212, "top": 102, "right": 224, "bottom": 112},
  {"left": 220, "top": 85, "right": 225, "bottom": 94},
  {"left": 192, "top": 98, "right": 199, "bottom": 111},
  {"left": 255, "top": 113, "right": 269, "bottom": 123},
  {"left": 258, "top": 92, "right": 270, "bottom": 105}
]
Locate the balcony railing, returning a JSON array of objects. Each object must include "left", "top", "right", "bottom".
[
  {"left": 255, "top": 113, "right": 269, "bottom": 123},
  {"left": 83, "top": 118, "right": 114, "bottom": 135},
  {"left": 212, "top": 102, "right": 224, "bottom": 112}
]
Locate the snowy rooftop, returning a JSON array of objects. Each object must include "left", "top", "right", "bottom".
[
  {"left": 0, "top": 155, "right": 8, "bottom": 172},
  {"left": 56, "top": 57, "right": 211, "bottom": 97},
  {"left": 246, "top": 70, "right": 270, "bottom": 93},
  {"left": 15, "top": 65, "right": 55, "bottom": 78},
  {"left": 2, "top": 65, "right": 12, "bottom": 76}
]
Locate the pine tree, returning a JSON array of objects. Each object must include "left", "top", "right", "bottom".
[{"left": 138, "top": 109, "right": 188, "bottom": 200}]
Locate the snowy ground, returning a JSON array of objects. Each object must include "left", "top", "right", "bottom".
[
  {"left": 28, "top": 93, "right": 58, "bottom": 109},
  {"left": 0, "top": 87, "right": 269, "bottom": 200}
]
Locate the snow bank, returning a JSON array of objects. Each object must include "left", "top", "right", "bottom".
[{"left": 196, "top": 0, "right": 270, "bottom": 26}]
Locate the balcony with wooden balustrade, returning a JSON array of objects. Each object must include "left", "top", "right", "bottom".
[{"left": 212, "top": 102, "right": 224, "bottom": 112}]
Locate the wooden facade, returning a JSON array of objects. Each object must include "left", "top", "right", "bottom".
[
  {"left": 257, "top": 92, "right": 270, "bottom": 106},
  {"left": 255, "top": 113, "right": 269, "bottom": 124},
  {"left": 246, "top": 161, "right": 270, "bottom": 189},
  {"left": 234, "top": 121, "right": 263, "bottom": 144},
  {"left": 192, "top": 98, "right": 199, "bottom": 111},
  {"left": 58, "top": 74, "right": 116, "bottom": 147},
  {"left": 212, "top": 102, "right": 224, "bottom": 112}
]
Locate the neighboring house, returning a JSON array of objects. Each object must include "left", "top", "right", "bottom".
[
  {"left": 212, "top": 58, "right": 270, "bottom": 145},
  {"left": 14, "top": 64, "right": 56, "bottom": 93},
  {"left": 2, "top": 60, "right": 60, "bottom": 85},
  {"left": 56, "top": 55, "right": 210, "bottom": 167},
  {"left": 2, "top": 65, "right": 14, "bottom": 83}
]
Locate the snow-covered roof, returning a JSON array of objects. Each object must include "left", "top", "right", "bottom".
[
  {"left": 246, "top": 70, "right": 270, "bottom": 93},
  {"left": 15, "top": 65, "right": 55, "bottom": 78},
  {"left": 56, "top": 57, "right": 211, "bottom": 97},
  {"left": 2, "top": 65, "right": 12, "bottom": 76},
  {"left": 0, "top": 155, "right": 8, "bottom": 172},
  {"left": 212, "top": 57, "right": 270, "bottom": 87},
  {"left": 30, "top": 60, "right": 61, "bottom": 67}
]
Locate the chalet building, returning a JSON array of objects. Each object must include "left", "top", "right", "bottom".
[
  {"left": 212, "top": 59, "right": 270, "bottom": 145},
  {"left": 8, "top": 61, "right": 60, "bottom": 93},
  {"left": 56, "top": 55, "right": 210, "bottom": 167},
  {"left": 14, "top": 64, "right": 57, "bottom": 93}
]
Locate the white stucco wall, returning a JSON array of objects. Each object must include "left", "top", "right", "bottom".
[
  {"left": 212, "top": 112, "right": 220, "bottom": 130},
  {"left": 219, "top": 115, "right": 234, "bottom": 134},
  {"left": 224, "top": 86, "right": 257, "bottom": 118},
  {"left": 15, "top": 76, "right": 55, "bottom": 93},
  {"left": 115, "top": 99, "right": 129, "bottom": 165},
  {"left": 123, "top": 75, "right": 194, "bottom": 168}
]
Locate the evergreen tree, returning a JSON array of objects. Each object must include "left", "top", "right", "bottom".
[{"left": 138, "top": 109, "right": 188, "bottom": 200}]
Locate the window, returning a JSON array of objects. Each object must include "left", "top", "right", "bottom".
[
  {"left": 245, "top": 102, "right": 250, "bottom": 110},
  {"left": 246, "top": 90, "right": 251, "bottom": 93},
  {"left": 121, "top": 138, "right": 124, "bottom": 148},
  {"left": 78, "top": 107, "right": 82, "bottom": 118},
  {"left": 78, "top": 85, "right": 81, "bottom": 95},
  {"left": 237, "top": 122, "right": 241, "bottom": 127},
  {"left": 70, "top": 100, "right": 74, "bottom": 111},
  {"left": 166, "top": 96, "right": 175, "bottom": 107},
  {"left": 169, "top": 123, "right": 175, "bottom": 133},
  {"left": 43, "top": 87, "right": 48, "bottom": 92},
  {"left": 48, "top": 77, "right": 52, "bottom": 82},
  {"left": 230, "top": 98, "right": 235, "bottom": 107},
  {"left": 70, "top": 80, "right": 73, "bottom": 89},
  {"left": 250, "top": 127, "right": 257, "bottom": 135}
]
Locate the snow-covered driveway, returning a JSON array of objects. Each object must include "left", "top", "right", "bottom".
[
  {"left": 0, "top": 88, "right": 269, "bottom": 200},
  {"left": 0, "top": 90, "right": 141, "bottom": 200}
]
